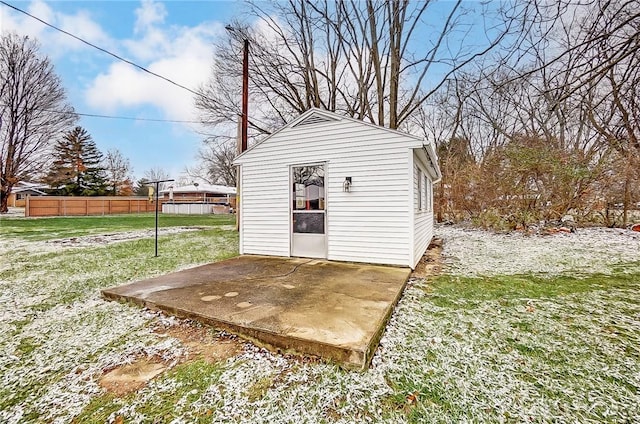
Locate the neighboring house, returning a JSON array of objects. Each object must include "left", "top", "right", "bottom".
[
  {"left": 233, "top": 108, "right": 441, "bottom": 269},
  {"left": 7, "top": 181, "right": 48, "bottom": 207},
  {"left": 159, "top": 183, "right": 236, "bottom": 206}
]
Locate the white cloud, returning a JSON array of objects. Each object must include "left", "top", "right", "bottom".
[
  {"left": 27, "top": 0, "right": 55, "bottom": 28},
  {"left": 124, "top": 0, "right": 170, "bottom": 61},
  {"left": 85, "top": 21, "right": 220, "bottom": 123},
  {"left": 123, "top": 26, "right": 169, "bottom": 62},
  {"left": 4, "top": 0, "right": 223, "bottom": 133},
  {"left": 58, "top": 9, "right": 111, "bottom": 47},
  {"left": 134, "top": 0, "right": 167, "bottom": 34},
  {"left": 2, "top": 0, "right": 53, "bottom": 40},
  {"left": 1, "top": 0, "right": 113, "bottom": 56}
]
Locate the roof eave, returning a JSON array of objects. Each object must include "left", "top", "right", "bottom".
[{"left": 414, "top": 143, "right": 442, "bottom": 183}]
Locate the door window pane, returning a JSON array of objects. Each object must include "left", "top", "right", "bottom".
[
  {"left": 293, "top": 212, "right": 325, "bottom": 234},
  {"left": 292, "top": 165, "right": 325, "bottom": 210}
]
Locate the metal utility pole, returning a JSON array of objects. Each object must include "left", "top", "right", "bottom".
[{"left": 149, "top": 179, "right": 174, "bottom": 257}]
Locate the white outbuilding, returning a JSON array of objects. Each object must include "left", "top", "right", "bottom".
[{"left": 233, "top": 108, "right": 441, "bottom": 269}]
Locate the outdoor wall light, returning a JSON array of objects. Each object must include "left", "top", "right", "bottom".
[{"left": 343, "top": 177, "right": 352, "bottom": 192}]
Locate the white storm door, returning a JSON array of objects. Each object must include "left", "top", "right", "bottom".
[{"left": 291, "top": 164, "right": 326, "bottom": 259}]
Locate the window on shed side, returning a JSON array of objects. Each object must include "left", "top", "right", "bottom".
[
  {"left": 417, "top": 168, "right": 423, "bottom": 211},
  {"left": 423, "top": 173, "right": 428, "bottom": 211},
  {"left": 425, "top": 174, "right": 432, "bottom": 212}
]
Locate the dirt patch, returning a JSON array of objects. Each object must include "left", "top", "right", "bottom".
[
  {"left": 154, "top": 322, "right": 243, "bottom": 365},
  {"left": 411, "top": 238, "right": 443, "bottom": 279},
  {"left": 99, "top": 320, "right": 243, "bottom": 397},
  {"left": 99, "top": 359, "right": 167, "bottom": 396}
]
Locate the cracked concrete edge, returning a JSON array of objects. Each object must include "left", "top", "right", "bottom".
[{"left": 101, "top": 290, "right": 368, "bottom": 369}]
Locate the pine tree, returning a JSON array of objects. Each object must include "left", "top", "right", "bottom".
[
  {"left": 134, "top": 178, "right": 151, "bottom": 196},
  {"left": 44, "top": 127, "right": 107, "bottom": 195}
]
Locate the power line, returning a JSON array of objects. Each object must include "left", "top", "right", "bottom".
[
  {"left": 0, "top": 0, "right": 204, "bottom": 100},
  {"left": 0, "top": 103, "right": 206, "bottom": 124},
  {"left": 71, "top": 111, "right": 205, "bottom": 124},
  {"left": 0, "top": 1, "right": 277, "bottom": 132}
]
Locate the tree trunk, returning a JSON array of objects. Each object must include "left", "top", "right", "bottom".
[
  {"left": 387, "top": 0, "right": 403, "bottom": 129},
  {"left": 366, "top": 0, "right": 385, "bottom": 126},
  {"left": 622, "top": 160, "right": 631, "bottom": 228},
  {"left": 0, "top": 185, "right": 11, "bottom": 213}
]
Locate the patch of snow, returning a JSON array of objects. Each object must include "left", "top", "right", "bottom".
[
  {"left": 437, "top": 226, "right": 640, "bottom": 277},
  {"left": 0, "top": 207, "right": 25, "bottom": 217},
  {"left": 47, "top": 227, "right": 200, "bottom": 248}
]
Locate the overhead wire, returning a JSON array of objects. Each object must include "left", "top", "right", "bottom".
[
  {"left": 61, "top": 110, "right": 206, "bottom": 124},
  {"left": 0, "top": 0, "right": 203, "bottom": 100},
  {"left": 0, "top": 1, "right": 275, "bottom": 131},
  {"left": 0, "top": 103, "right": 208, "bottom": 124}
]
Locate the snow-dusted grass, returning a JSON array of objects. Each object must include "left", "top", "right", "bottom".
[
  {"left": 439, "top": 225, "right": 640, "bottom": 277},
  {"left": 380, "top": 277, "right": 640, "bottom": 422},
  {"left": 0, "top": 217, "right": 237, "bottom": 423},
  {"left": 1, "top": 219, "right": 639, "bottom": 423},
  {"left": 0, "top": 213, "right": 233, "bottom": 241}
]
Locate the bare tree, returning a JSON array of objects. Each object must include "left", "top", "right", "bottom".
[
  {"left": 578, "top": 0, "right": 640, "bottom": 226},
  {"left": 143, "top": 167, "right": 171, "bottom": 190},
  {"left": 421, "top": 0, "right": 640, "bottom": 227},
  {"left": 103, "top": 148, "right": 132, "bottom": 196},
  {"left": 195, "top": 0, "right": 640, "bottom": 228},
  {"left": 196, "top": 0, "right": 528, "bottom": 139},
  {"left": 186, "top": 135, "right": 237, "bottom": 187},
  {"left": 0, "top": 33, "right": 76, "bottom": 212}
]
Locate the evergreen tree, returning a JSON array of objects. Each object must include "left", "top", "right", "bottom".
[
  {"left": 134, "top": 178, "right": 152, "bottom": 196},
  {"left": 44, "top": 127, "right": 107, "bottom": 195}
]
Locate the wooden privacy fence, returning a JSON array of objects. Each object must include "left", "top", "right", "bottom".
[{"left": 25, "top": 196, "right": 165, "bottom": 217}]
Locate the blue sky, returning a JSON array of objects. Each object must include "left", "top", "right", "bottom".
[
  {"left": 1, "top": 0, "right": 243, "bottom": 180},
  {"left": 1, "top": 1, "right": 510, "bottom": 182}
]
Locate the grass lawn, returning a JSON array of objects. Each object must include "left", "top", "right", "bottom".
[
  {"left": 0, "top": 217, "right": 638, "bottom": 423},
  {"left": 0, "top": 213, "right": 234, "bottom": 241}
]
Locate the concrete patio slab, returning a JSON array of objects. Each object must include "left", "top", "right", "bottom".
[{"left": 102, "top": 255, "right": 410, "bottom": 369}]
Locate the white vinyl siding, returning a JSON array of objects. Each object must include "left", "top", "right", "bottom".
[
  {"left": 413, "top": 152, "right": 435, "bottom": 268},
  {"left": 240, "top": 165, "right": 290, "bottom": 256},
  {"left": 238, "top": 115, "right": 416, "bottom": 267}
]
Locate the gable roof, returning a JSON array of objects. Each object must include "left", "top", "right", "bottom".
[
  {"left": 13, "top": 187, "right": 47, "bottom": 195},
  {"left": 15, "top": 181, "right": 48, "bottom": 190},
  {"left": 234, "top": 108, "right": 435, "bottom": 165}
]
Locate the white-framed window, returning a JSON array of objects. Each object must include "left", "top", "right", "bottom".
[
  {"left": 417, "top": 169, "right": 423, "bottom": 211},
  {"left": 423, "top": 174, "right": 427, "bottom": 211},
  {"left": 425, "top": 174, "right": 432, "bottom": 212},
  {"left": 418, "top": 166, "right": 434, "bottom": 213}
]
